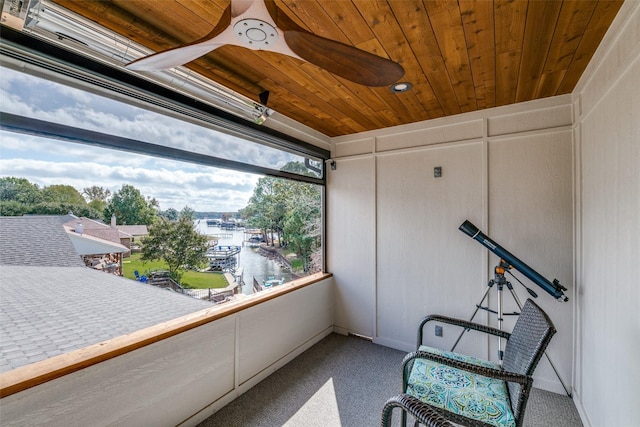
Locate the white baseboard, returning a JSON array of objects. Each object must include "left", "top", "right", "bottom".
[
  {"left": 532, "top": 376, "right": 572, "bottom": 396},
  {"left": 372, "top": 335, "right": 414, "bottom": 353},
  {"left": 332, "top": 325, "right": 350, "bottom": 336}
]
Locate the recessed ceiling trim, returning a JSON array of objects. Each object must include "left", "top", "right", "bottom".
[{"left": 390, "top": 82, "right": 413, "bottom": 93}]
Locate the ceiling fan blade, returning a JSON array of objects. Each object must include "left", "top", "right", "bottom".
[
  {"left": 263, "top": 0, "right": 304, "bottom": 32},
  {"left": 284, "top": 31, "right": 404, "bottom": 87},
  {"left": 126, "top": 41, "right": 224, "bottom": 70},
  {"left": 126, "top": 5, "right": 232, "bottom": 71},
  {"left": 231, "top": 0, "right": 254, "bottom": 18}
]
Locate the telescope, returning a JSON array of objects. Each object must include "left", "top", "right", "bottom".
[{"left": 459, "top": 220, "right": 568, "bottom": 302}]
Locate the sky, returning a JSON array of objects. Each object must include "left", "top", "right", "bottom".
[
  {"left": 0, "top": 131, "right": 259, "bottom": 212},
  {"left": 0, "top": 66, "right": 303, "bottom": 212}
]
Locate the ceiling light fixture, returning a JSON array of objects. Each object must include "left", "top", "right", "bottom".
[{"left": 389, "top": 82, "right": 413, "bottom": 93}]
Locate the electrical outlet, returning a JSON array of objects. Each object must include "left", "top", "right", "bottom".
[
  {"left": 434, "top": 166, "right": 442, "bottom": 178},
  {"left": 435, "top": 325, "right": 443, "bottom": 337}
]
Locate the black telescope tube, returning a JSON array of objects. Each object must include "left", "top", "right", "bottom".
[{"left": 459, "top": 220, "right": 568, "bottom": 302}]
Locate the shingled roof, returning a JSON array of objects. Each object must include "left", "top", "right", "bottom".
[
  {"left": 0, "top": 266, "right": 212, "bottom": 373},
  {"left": 63, "top": 216, "right": 132, "bottom": 245},
  {"left": 116, "top": 224, "right": 148, "bottom": 237},
  {"left": 0, "top": 216, "right": 82, "bottom": 267},
  {"left": 0, "top": 215, "right": 214, "bottom": 373}
]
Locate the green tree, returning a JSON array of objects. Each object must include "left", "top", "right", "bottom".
[
  {"left": 88, "top": 199, "right": 107, "bottom": 214},
  {"left": 270, "top": 179, "right": 289, "bottom": 247},
  {"left": 42, "top": 185, "right": 86, "bottom": 205},
  {"left": 0, "top": 200, "right": 28, "bottom": 216},
  {"left": 283, "top": 182, "right": 321, "bottom": 272},
  {"left": 29, "top": 202, "right": 101, "bottom": 218},
  {"left": 83, "top": 185, "right": 111, "bottom": 200},
  {"left": 241, "top": 161, "right": 322, "bottom": 272},
  {"left": 83, "top": 185, "right": 111, "bottom": 213},
  {"left": 104, "top": 184, "right": 157, "bottom": 225},
  {"left": 242, "top": 176, "right": 280, "bottom": 245},
  {"left": 141, "top": 217, "right": 209, "bottom": 282},
  {"left": 0, "top": 177, "right": 43, "bottom": 204},
  {"left": 161, "top": 207, "right": 179, "bottom": 221},
  {"left": 179, "top": 206, "right": 195, "bottom": 221}
]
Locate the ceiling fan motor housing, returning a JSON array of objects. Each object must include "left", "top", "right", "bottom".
[{"left": 234, "top": 19, "right": 278, "bottom": 49}]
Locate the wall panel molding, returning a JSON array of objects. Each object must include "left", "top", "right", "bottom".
[{"left": 329, "top": 93, "right": 575, "bottom": 394}]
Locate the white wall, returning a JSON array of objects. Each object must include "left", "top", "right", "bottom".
[
  {"left": 572, "top": 1, "right": 640, "bottom": 425},
  {"left": 328, "top": 95, "right": 575, "bottom": 394},
  {"left": 0, "top": 279, "right": 334, "bottom": 427},
  {"left": 487, "top": 128, "right": 574, "bottom": 393},
  {"left": 327, "top": 154, "right": 376, "bottom": 337},
  {"left": 375, "top": 140, "right": 485, "bottom": 352}
]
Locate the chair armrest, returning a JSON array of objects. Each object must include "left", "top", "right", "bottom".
[
  {"left": 402, "top": 350, "right": 531, "bottom": 388},
  {"left": 417, "top": 314, "right": 511, "bottom": 349},
  {"left": 381, "top": 394, "right": 454, "bottom": 427}
]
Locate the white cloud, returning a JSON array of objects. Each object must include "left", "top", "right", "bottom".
[{"left": 0, "top": 136, "right": 260, "bottom": 212}]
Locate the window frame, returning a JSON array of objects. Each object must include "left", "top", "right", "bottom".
[
  {"left": 0, "top": 24, "right": 333, "bottom": 398},
  {"left": 0, "top": 26, "right": 330, "bottom": 185}
]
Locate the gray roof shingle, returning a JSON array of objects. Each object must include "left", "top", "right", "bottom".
[
  {"left": 0, "top": 216, "right": 82, "bottom": 267},
  {"left": 116, "top": 225, "right": 148, "bottom": 236},
  {"left": 63, "top": 217, "right": 132, "bottom": 242},
  {"left": 0, "top": 215, "right": 214, "bottom": 373},
  {"left": 0, "top": 266, "right": 213, "bottom": 373}
]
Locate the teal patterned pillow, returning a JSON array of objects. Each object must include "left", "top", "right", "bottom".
[{"left": 406, "top": 345, "right": 516, "bottom": 427}]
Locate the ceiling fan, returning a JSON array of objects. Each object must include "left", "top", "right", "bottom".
[{"left": 126, "top": 0, "right": 405, "bottom": 88}]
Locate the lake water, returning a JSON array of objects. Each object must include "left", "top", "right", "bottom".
[{"left": 194, "top": 220, "right": 288, "bottom": 294}]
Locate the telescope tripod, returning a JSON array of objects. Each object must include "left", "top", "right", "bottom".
[{"left": 451, "top": 260, "right": 572, "bottom": 397}]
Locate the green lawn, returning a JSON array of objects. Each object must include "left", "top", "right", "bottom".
[{"left": 123, "top": 253, "right": 228, "bottom": 289}]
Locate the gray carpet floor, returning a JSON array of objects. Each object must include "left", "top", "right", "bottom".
[{"left": 198, "top": 333, "right": 582, "bottom": 427}]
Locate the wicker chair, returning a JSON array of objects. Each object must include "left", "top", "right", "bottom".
[{"left": 381, "top": 299, "right": 556, "bottom": 427}]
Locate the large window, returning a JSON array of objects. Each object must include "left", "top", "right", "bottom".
[
  {"left": 1, "top": 55, "right": 325, "bottom": 299},
  {"left": 0, "top": 3, "right": 329, "bottom": 393}
]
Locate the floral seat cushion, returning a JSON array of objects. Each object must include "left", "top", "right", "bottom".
[{"left": 405, "top": 345, "right": 516, "bottom": 427}]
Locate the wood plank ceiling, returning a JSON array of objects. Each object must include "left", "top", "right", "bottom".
[{"left": 51, "top": 0, "right": 623, "bottom": 138}]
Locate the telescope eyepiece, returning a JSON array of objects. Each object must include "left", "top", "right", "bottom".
[{"left": 553, "top": 279, "right": 568, "bottom": 292}]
